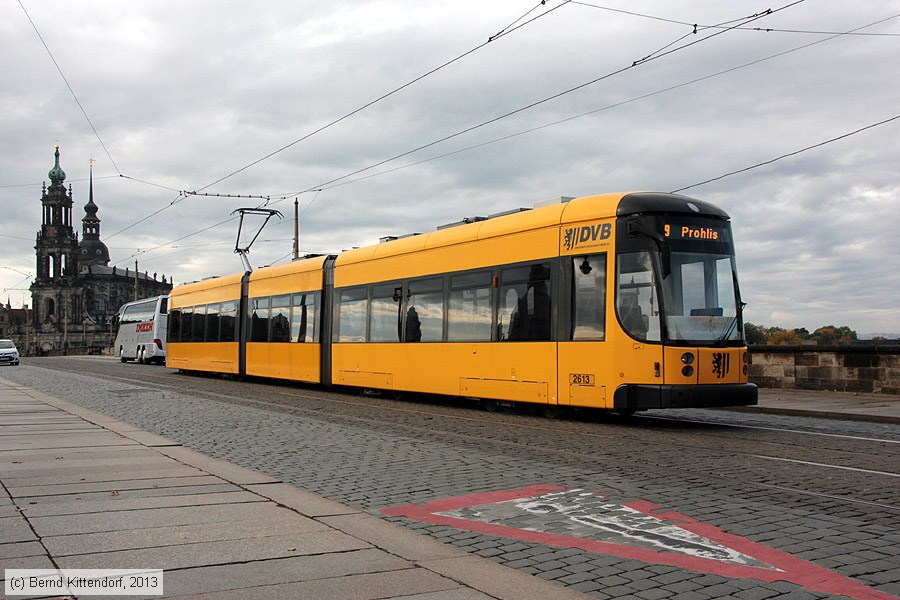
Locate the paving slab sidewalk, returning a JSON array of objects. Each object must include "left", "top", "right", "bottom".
[
  {"left": 0, "top": 378, "right": 588, "bottom": 600},
  {"left": 729, "top": 387, "right": 900, "bottom": 424}
]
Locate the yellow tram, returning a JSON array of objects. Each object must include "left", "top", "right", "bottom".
[{"left": 167, "top": 192, "right": 757, "bottom": 414}]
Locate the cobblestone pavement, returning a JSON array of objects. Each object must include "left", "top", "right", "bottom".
[{"left": 4, "top": 358, "right": 898, "bottom": 600}]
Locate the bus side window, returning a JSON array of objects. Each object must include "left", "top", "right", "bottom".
[{"left": 572, "top": 254, "right": 606, "bottom": 341}]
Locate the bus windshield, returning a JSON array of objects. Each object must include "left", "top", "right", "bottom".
[{"left": 616, "top": 215, "right": 744, "bottom": 346}]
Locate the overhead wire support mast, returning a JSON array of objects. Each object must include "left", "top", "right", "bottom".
[{"left": 232, "top": 208, "right": 283, "bottom": 273}]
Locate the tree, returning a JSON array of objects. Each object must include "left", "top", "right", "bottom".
[
  {"left": 744, "top": 322, "right": 768, "bottom": 345},
  {"left": 769, "top": 329, "right": 806, "bottom": 346},
  {"left": 811, "top": 325, "right": 857, "bottom": 345}
]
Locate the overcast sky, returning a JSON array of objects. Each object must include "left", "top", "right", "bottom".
[{"left": 1, "top": 0, "right": 898, "bottom": 335}]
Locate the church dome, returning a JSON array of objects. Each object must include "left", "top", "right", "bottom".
[
  {"left": 78, "top": 238, "right": 110, "bottom": 266},
  {"left": 48, "top": 146, "right": 66, "bottom": 182}
]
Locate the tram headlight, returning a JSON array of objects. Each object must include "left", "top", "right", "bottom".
[
  {"left": 682, "top": 365, "right": 694, "bottom": 377},
  {"left": 681, "top": 352, "right": 695, "bottom": 365}
]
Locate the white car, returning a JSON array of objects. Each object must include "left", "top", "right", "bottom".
[{"left": 0, "top": 340, "right": 20, "bottom": 365}]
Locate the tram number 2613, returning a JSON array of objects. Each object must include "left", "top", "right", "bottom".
[{"left": 569, "top": 373, "right": 595, "bottom": 385}]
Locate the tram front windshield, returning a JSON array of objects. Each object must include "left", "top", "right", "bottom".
[{"left": 616, "top": 216, "right": 743, "bottom": 346}]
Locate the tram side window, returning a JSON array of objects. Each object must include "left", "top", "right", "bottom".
[
  {"left": 337, "top": 287, "right": 367, "bottom": 342},
  {"left": 250, "top": 298, "right": 270, "bottom": 342},
  {"left": 181, "top": 308, "right": 193, "bottom": 342},
  {"left": 405, "top": 277, "right": 443, "bottom": 342},
  {"left": 169, "top": 309, "right": 182, "bottom": 343},
  {"left": 291, "top": 292, "right": 318, "bottom": 343},
  {"left": 370, "top": 283, "right": 402, "bottom": 342},
  {"left": 192, "top": 305, "right": 208, "bottom": 342},
  {"left": 616, "top": 252, "right": 661, "bottom": 342},
  {"left": 206, "top": 303, "right": 220, "bottom": 342},
  {"left": 220, "top": 301, "right": 238, "bottom": 342},
  {"left": 270, "top": 295, "right": 291, "bottom": 343},
  {"left": 497, "top": 262, "right": 551, "bottom": 341},
  {"left": 448, "top": 271, "right": 492, "bottom": 342},
  {"left": 572, "top": 254, "right": 606, "bottom": 341}
]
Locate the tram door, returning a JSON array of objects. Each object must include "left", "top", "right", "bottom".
[{"left": 559, "top": 253, "right": 612, "bottom": 409}]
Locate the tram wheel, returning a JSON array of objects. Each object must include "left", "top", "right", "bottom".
[
  {"left": 540, "top": 405, "right": 561, "bottom": 419},
  {"left": 481, "top": 399, "right": 500, "bottom": 412}
]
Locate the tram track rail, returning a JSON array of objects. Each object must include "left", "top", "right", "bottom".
[
  {"left": 53, "top": 357, "right": 900, "bottom": 443},
  {"left": 27, "top": 359, "right": 900, "bottom": 516}
]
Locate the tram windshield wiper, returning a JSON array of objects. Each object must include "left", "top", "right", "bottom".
[
  {"left": 713, "top": 317, "right": 738, "bottom": 347},
  {"left": 713, "top": 301, "right": 745, "bottom": 347}
]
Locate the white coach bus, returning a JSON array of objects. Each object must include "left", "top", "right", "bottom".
[{"left": 113, "top": 295, "right": 168, "bottom": 364}]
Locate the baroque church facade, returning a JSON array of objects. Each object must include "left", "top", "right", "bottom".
[{"left": 24, "top": 146, "right": 172, "bottom": 354}]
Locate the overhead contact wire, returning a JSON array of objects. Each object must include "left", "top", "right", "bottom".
[
  {"left": 197, "top": 0, "right": 572, "bottom": 193},
  {"left": 317, "top": 13, "right": 900, "bottom": 192},
  {"left": 106, "top": 2, "right": 570, "bottom": 252},
  {"left": 17, "top": 0, "right": 120, "bottom": 175},
  {"left": 293, "top": 2, "right": 801, "bottom": 200},
  {"left": 672, "top": 114, "right": 900, "bottom": 193}
]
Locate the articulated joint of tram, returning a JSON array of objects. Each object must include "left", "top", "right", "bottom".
[{"left": 613, "top": 383, "right": 759, "bottom": 411}]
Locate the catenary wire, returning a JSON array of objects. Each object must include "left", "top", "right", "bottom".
[
  {"left": 312, "top": 13, "right": 900, "bottom": 193},
  {"left": 284, "top": 1, "right": 801, "bottom": 205},
  {"left": 105, "top": 2, "right": 570, "bottom": 244},
  {"left": 671, "top": 114, "right": 900, "bottom": 193},
  {"left": 105, "top": 193, "right": 187, "bottom": 240},
  {"left": 195, "top": 0, "right": 572, "bottom": 193},
  {"left": 118, "top": 1, "right": 802, "bottom": 267},
  {"left": 109, "top": 216, "right": 237, "bottom": 267},
  {"left": 17, "top": 0, "right": 120, "bottom": 175},
  {"left": 570, "top": 1, "right": 900, "bottom": 36}
]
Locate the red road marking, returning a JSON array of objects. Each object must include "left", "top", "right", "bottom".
[{"left": 381, "top": 485, "right": 895, "bottom": 600}]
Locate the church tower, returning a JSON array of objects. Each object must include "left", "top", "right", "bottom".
[
  {"left": 32, "top": 146, "right": 78, "bottom": 322},
  {"left": 35, "top": 146, "right": 78, "bottom": 282},
  {"left": 27, "top": 145, "right": 172, "bottom": 354},
  {"left": 77, "top": 162, "right": 111, "bottom": 268}
]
